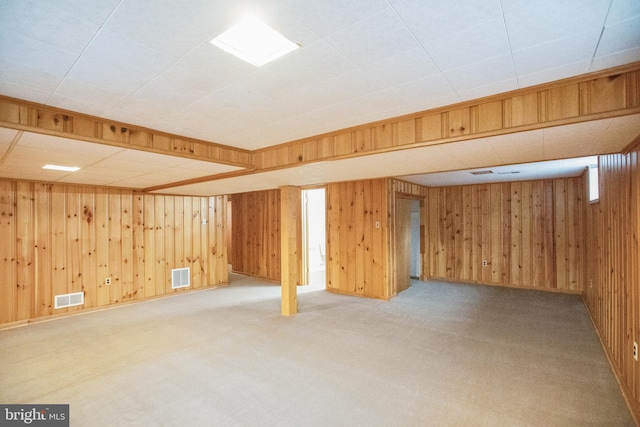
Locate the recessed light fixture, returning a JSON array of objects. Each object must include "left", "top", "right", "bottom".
[
  {"left": 43, "top": 164, "right": 80, "bottom": 172},
  {"left": 210, "top": 16, "right": 299, "bottom": 66}
]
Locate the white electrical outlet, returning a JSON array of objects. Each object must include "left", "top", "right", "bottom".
[
  {"left": 634, "top": 342, "right": 638, "bottom": 362},
  {"left": 482, "top": 260, "right": 488, "bottom": 267},
  {"left": 105, "top": 277, "right": 111, "bottom": 286}
]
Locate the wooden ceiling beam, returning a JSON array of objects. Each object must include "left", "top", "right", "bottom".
[
  {"left": 0, "top": 95, "right": 253, "bottom": 169},
  {"left": 253, "top": 62, "right": 640, "bottom": 172}
]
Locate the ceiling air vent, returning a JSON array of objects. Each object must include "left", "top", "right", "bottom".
[
  {"left": 471, "top": 170, "right": 493, "bottom": 175},
  {"left": 172, "top": 267, "right": 191, "bottom": 289},
  {"left": 54, "top": 292, "right": 85, "bottom": 309}
]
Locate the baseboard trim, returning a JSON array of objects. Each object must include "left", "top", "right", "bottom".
[
  {"left": 425, "top": 276, "right": 583, "bottom": 295},
  {"left": 582, "top": 295, "right": 640, "bottom": 426},
  {"left": 0, "top": 282, "right": 228, "bottom": 331}
]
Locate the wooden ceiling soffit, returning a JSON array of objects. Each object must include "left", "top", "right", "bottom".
[
  {"left": 0, "top": 95, "right": 252, "bottom": 169},
  {"left": 253, "top": 62, "right": 640, "bottom": 172}
]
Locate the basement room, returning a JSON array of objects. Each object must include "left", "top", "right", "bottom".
[{"left": 1, "top": 1, "right": 639, "bottom": 426}]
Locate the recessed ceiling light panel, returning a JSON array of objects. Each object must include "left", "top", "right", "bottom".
[
  {"left": 210, "top": 16, "right": 299, "bottom": 66},
  {"left": 43, "top": 164, "right": 81, "bottom": 172}
]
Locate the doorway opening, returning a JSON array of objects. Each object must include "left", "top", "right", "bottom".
[
  {"left": 302, "top": 188, "right": 326, "bottom": 288},
  {"left": 395, "top": 196, "right": 422, "bottom": 295}
]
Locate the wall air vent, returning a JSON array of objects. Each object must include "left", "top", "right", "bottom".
[
  {"left": 54, "top": 292, "right": 85, "bottom": 309},
  {"left": 171, "top": 267, "right": 191, "bottom": 289},
  {"left": 471, "top": 170, "right": 493, "bottom": 175}
]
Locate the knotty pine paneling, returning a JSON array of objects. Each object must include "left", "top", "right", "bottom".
[
  {"left": 424, "top": 178, "right": 585, "bottom": 293},
  {"left": 230, "top": 189, "right": 281, "bottom": 281},
  {"left": 584, "top": 148, "right": 640, "bottom": 419},
  {"left": 0, "top": 179, "right": 228, "bottom": 326},
  {"left": 326, "top": 179, "right": 390, "bottom": 299}
]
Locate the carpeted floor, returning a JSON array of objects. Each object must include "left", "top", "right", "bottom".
[{"left": 0, "top": 274, "right": 634, "bottom": 426}]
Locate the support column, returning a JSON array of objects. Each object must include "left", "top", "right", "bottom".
[{"left": 280, "top": 186, "right": 301, "bottom": 316}]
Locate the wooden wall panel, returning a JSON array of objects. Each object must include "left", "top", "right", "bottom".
[
  {"left": 0, "top": 179, "right": 228, "bottom": 327},
  {"left": 230, "top": 189, "right": 281, "bottom": 281},
  {"left": 423, "top": 177, "right": 585, "bottom": 293},
  {"left": 584, "top": 148, "right": 640, "bottom": 420},
  {"left": 326, "top": 178, "right": 389, "bottom": 299}
]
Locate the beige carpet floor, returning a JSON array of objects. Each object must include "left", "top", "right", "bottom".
[{"left": 0, "top": 274, "right": 634, "bottom": 426}]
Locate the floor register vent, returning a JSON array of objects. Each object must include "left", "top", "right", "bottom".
[
  {"left": 54, "top": 292, "right": 85, "bottom": 309},
  {"left": 172, "top": 267, "right": 191, "bottom": 289}
]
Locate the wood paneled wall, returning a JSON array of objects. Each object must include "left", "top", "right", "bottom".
[
  {"left": 0, "top": 179, "right": 228, "bottom": 326},
  {"left": 326, "top": 179, "right": 390, "bottom": 299},
  {"left": 424, "top": 178, "right": 586, "bottom": 293},
  {"left": 230, "top": 189, "right": 281, "bottom": 281},
  {"left": 584, "top": 148, "right": 640, "bottom": 419}
]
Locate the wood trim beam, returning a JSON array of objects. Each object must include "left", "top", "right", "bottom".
[
  {"left": 0, "top": 95, "right": 252, "bottom": 169},
  {"left": 253, "top": 62, "right": 640, "bottom": 173},
  {"left": 280, "top": 186, "right": 301, "bottom": 316}
]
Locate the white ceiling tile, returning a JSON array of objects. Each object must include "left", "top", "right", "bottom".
[
  {"left": 0, "top": 128, "right": 18, "bottom": 145},
  {"left": 326, "top": 7, "right": 420, "bottom": 66},
  {"left": 0, "top": 0, "right": 111, "bottom": 55},
  {"left": 487, "top": 131, "right": 545, "bottom": 165},
  {"left": 45, "top": 94, "right": 113, "bottom": 119},
  {"left": 389, "top": 74, "right": 457, "bottom": 105},
  {"left": 394, "top": 0, "right": 503, "bottom": 43},
  {"left": 0, "top": 32, "right": 78, "bottom": 82},
  {"left": 302, "top": 68, "right": 387, "bottom": 108},
  {"left": 66, "top": 28, "right": 176, "bottom": 94},
  {"left": 445, "top": 54, "right": 515, "bottom": 92},
  {"left": 54, "top": 78, "right": 126, "bottom": 107},
  {"left": 405, "top": 92, "right": 463, "bottom": 114},
  {"left": 513, "top": 31, "right": 601, "bottom": 76},
  {"left": 276, "top": 0, "right": 388, "bottom": 37},
  {"left": 0, "top": 81, "right": 51, "bottom": 105},
  {"left": 590, "top": 47, "right": 640, "bottom": 72},
  {"left": 367, "top": 47, "right": 440, "bottom": 87},
  {"left": 504, "top": 0, "right": 610, "bottom": 50},
  {"left": 19, "top": 132, "right": 122, "bottom": 156},
  {"left": 518, "top": 60, "right": 591, "bottom": 89},
  {"left": 595, "top": 16, "right": 640, "bottom": 58},
  {"left": 105, "top": 0, "right": 229, "bottom": 58},
  {"left": 606, "top": 0, "right": 640, "bottom": 26},
  {"left": 423, "top": 18, "right": 511, "bottom": 72},
  {"left": 457, "top": 79, "right": 518, "bottom": 102}
]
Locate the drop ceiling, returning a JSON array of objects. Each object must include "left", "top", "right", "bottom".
[{"left": 0, "top": 0, "right": 639, "bottom": 195}]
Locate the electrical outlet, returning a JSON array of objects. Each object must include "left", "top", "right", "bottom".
[
  {"left": 375, "top": 221, "right": 380, "bottom": 229},
  {"left": 482, "top": 260, "right": 488, "bottom": 267},
  {"left": 634, "top": 342, "right": 638, "bottom": 362},
  {"left": 105, "top": 277, "right": 111, "bottom": 286}
]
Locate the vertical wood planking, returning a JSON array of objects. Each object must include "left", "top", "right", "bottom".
[
  {"left": 95, "top": 188, "right": 109, "bottom": 306},
  {"left": 325, "top": 179, "right": 389, "bottom": 299},
  {"left": 143, "top": 194, "right": 156, "bottom": 298},
  {"left": 35, "top": 184, "right": 52, "bottom": 317},
  {"left": 230, "top": 190, "right": 281, "bottom": 281},
  {"left": 0, "top": 179, "right": 229, "bottom": 326},
  {"left": 422, "top": 178, "right": 584, "bottom": 293},
  {"left": 50, "top": 186, "right": 67, "bottom": 311},
  {"left": 15, "top": 182, "right": 33, "bottom": 320},
  {"left": 132, "top": 193, "right": 144, "bottom": 299},
  {"left": 584, "top": 147, "right": 640, "bottom": 419},
  {"left": 81, "top": 188, "right": 97, "bottom": 308},
  {"left": 0, "top": 181, "right": 16, "bottom": 323}
]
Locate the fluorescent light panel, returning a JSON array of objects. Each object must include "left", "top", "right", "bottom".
[
  {"left": 210, "top": 16, "right": 299, "bottom": 66},
  {"left": 43, "top": 164, "right": 80, "bottom": 172}
]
